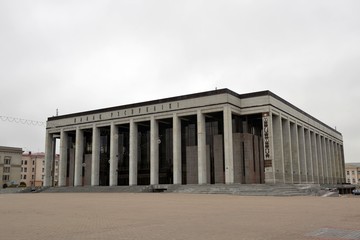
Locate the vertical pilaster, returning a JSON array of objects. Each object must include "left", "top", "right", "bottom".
[
  {"left": 290, "top": 122, "right": 300, "bottom": 183},
  {"left": 173, "top": 114, "right": 182, "bottom": 184},
  {"left": 197, "top": 110, "right": 207, "bottom": 184},
  {"left": 44, "top": 131, "right": 54, "bottom": 187},
  {"left": 282, "top": 118, "right": 293, "bottom": 183},
  {"left": 129, "top": 119, "right": 138, "bottom": 186},
  {"left": 150, "top": 116, "right": 159, "bottom": 185},
  {"left": 223, "top": 106, "right": 234, "bottom": 184},
  {"left": 304, "top": 128, "right": 313, "bottom": 182},
  {"left": 326, "top": 138, "right": 333, "bottom": 184},
  {"left": 322, "top": 137, "right": 329, "bottom": 183},
  {"left": 59, "top": 129, "right": 68, "bottom": 187},
  {"left": 330, "top": 141, "right": 337, "bottom": 184},
  {"left": 298, "top": 125, "right": 307, "bottom": 182},
  {"left": 311, "top": 131, "right": 319, "bottom": 183},
  {"left": 317, "top": 134, "right": 324, "bottom": 184},
  {"left": 338, "top": 143, "right": 344, "bottom": 183},
  {"left": 272, "top": 114, "right": 284, "bottom": 183},
  {"left": 340, "top": 145, "right": 345, "bottom": 183},
  {"left": 109, "top": 122, "right": 119, "bottom": 186},
  {"left": 263, "top": 112, "right": 275, "bottom": 183},
  {"left": 91, "top": 125, "right": 100, "bottom": 186},
  {"left": 74, "top": 127, "right": 84, "bottom": 187},
  {"left": 334, "top": 142, "right": 339, "bottom": 183}
]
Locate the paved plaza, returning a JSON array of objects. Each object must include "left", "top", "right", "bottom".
[{"left": 0, "top": 193, "right": 359, "bottom": 240}]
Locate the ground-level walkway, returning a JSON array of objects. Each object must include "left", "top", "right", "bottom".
[{"left": 0, "top": 193, "right": 359, "bottom": 240}]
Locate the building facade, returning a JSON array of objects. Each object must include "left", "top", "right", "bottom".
[
  {"left": 0, "top": 146, "right": 22, "bottom": 188},
  {"left": 345, "top": 163, "right": 360, "bottom": 185},
  {"left": 44, "top": 89, "right": 345, "bottom": 187},
  {"left": 21, "top": 152, "right": 59, "bottom": 187}
]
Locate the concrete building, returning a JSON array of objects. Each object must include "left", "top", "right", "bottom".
[
  {"left": 44, "top": 89, "right": 345, "bottom": 187},
  {"left": 0, "top": 146, "right": 22, "bottom": 188},
  {"left": 345, "top": 163, "right": 360, "bottom": 185},
  {"left": 21, "top": 152, "right": 59, "bottom": 187}
]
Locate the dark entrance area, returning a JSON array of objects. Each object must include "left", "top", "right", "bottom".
[
  {"left": 232, "top": 114, "right": 265, "bottom": 184},
  {"left": 137, "top": 122, "right": 150, "bottom": 185},
  {"left": 118, "top": 124, "right": 129, "bottom": 186},
  {"left": 158, "top": 118, "right": 173, "bottom": 184},
  {"left": 66, "top": 131, "right": 75, "bottom": 186},
  {"left": 99, "top": 127, "right": 110, "bottom": 186},
  {"left": 181, "top": 115, "right": 197, "bottom": 184},
  {"left": 205, "top": 112, "right": 224, "bottom": 184}
]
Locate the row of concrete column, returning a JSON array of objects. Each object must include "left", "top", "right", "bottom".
[
  {"left": 44, "top": 107, "right": 235, "bottom": 187},
  {"left": 271, "top": 113, "right": 345, "bottom": 184}
]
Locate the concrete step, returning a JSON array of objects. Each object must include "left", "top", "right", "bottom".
[{"left": 36, "top": 183, "right": 323, "bottom": 197}]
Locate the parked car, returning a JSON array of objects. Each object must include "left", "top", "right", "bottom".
[{"left": 352, "top": 189, "right": 360, "bottom": 195}]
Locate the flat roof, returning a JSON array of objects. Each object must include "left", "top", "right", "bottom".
[
  {"left": 47, "top": 88, "right": 341, "bottom": 135},
  {"left": 0, "top": 146, "right": 23, "bottom": 153}
]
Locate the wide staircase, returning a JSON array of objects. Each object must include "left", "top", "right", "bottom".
[
  {"left": 39, "top": 183, "right": 323, "bottom": 196},
  {"left": 42, "top": 185, "right": 153, "bottom": 193},
  {"left": 165, "top": 183, "right": 322, "bottom": 196}
]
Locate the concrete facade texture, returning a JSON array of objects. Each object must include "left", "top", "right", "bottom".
[
  {"left": 345, "top": 163, "right": 360, "bottom": 185},
  {"left": 0, "top": 193, "right": 359, "bottom": 240},
  {"left": 44, "top": 89, "right": 345, "bottom": 188},
  {"left": 0, "top": 146, "right": 22, "bottom": 187},
  {"left": 21, "top": 152, "right": 60, "bottom": 187}
]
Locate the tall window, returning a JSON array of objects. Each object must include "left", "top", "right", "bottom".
[{"left": 4, "top": 157, "right": 11, "bottom": 165}]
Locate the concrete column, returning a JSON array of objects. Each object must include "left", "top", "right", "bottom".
[
  {"left": 290, "top": 122, "right": 300, "bottom": 183},
  {"left": 332, "top": 141, "right": 337, "bottom": 184},
  {"left": 298, "top": 125, "right": 307, "bottom": 182},
  {"left": 150, "top": 116, "right": 159, "bottom": 185},
  {"left": 325, "top": 138, "right": 333, "bottom": 184},
  {"left": 197, "top": 110, "right": 207, "bottom": 184},
  {"left": 91, "top": 125, "right": 100, "bottom": 186},
  {"left": 282, "top": 118, "right": 293, "bottom": 183},
  {"left": 340, "top": 145, "right": 345, "bottom": 183},
  {"left": 334, "top": 142, "right": 339, "bottom": 183},
  {"left": 317, "top": 134, "right": 324, "bottom": 184},
  {"left": 129, "top": 119, "right": 138, "bottom": 186},
  {"left": 59, "top": 129, "right": 68, "bottom": 187},
  {"left": 304, "top": 128, "right": 313, "bottom": 182},
  {"left": 322, "top": 137, "right": 327, "bottom": 183},
  {"left": 263, "top": 112, "right": 275, "bottom": 183},
  {"left": 223, "top": 106, "right": 234, "bottom": 184},
  {"left": 337, "top": 143, "right": 342, "bottom": 183},
  {"left": 44, "top": 131, "right": 53, "bottom": 187},
  {"left": 272, "top": 114, "right": 284, "bottom": 183},
  {"left": 330, "top": 141, "right": 337, "bottom": 184},
  {"left": 74, "top": 127, "right": 84, "bottom": 187},
  {"left": 109, "top": 122, "right": 119, "bottom": 186},
  {"left": 311, "top": 131, "right": 319, "bottom": 183},
  {"left": 173, "top": 113, "right": 182, "bottom": 184}
]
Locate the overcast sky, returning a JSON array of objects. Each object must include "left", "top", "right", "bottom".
[{"left": 0, "top": 1, "right": 359, "bottom": 163}]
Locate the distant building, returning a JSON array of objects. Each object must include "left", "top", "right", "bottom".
[
  {"left": 21, "top": 152, "right": 59, "bottom": 187},
  {"left": 0, "top": 146, "right": 23, "bottom": 188},
  {"left": 44, "top": 89, "right": 345, "bottom": 187},
  {"left": 345, "top": 163, "right": 360, "bottom": 185}
]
